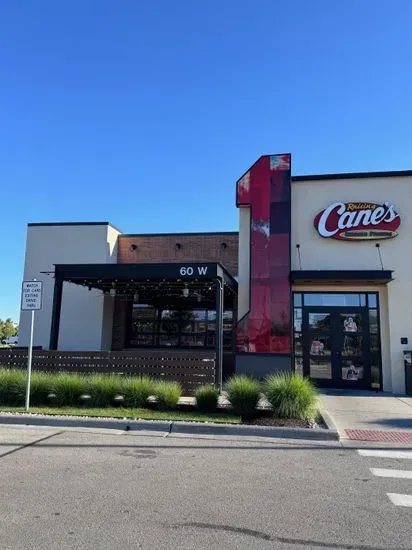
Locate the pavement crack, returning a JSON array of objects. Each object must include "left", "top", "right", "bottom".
[
  {"left": 168, "top": 522, "right": 410, "bottom": 550},
  {"left": 171, "top": 522, "right": 271, "bottom": 541},
  {"left": 0, "top": 431, "right": 63, "bottom": 459}
]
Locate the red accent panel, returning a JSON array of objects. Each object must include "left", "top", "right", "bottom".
[
  {"left": 236, "top": 154, "right": 292, "bottom": 354},
  {"left": 268, "top": 236, "right": 290, "bottom": 267}
]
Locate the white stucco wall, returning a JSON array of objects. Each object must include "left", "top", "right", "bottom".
[
  {"left": 19, "top": 223, "right": 121, "bottom": 351},
  {"left": 292, "top": 175, "right": 412, "bottom": 393}
]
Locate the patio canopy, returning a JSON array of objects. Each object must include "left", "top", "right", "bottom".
[
  {"left": 48, "top": 262, "right": 238, "bottom": 389},
  {"left": 51, "top": 261, "right": 237, "bottom": 310},
  {"left": 54, "top": 262, "right": 237, "bottom": 289}
]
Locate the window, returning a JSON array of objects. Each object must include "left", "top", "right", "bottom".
[
  {"left": 129, "top": 305, "right": 156, "bottom": 347},
  {"left": 303, "top": 293, "right": 366, "bottom": 307},
  {"left": 293, "top": 293, "right": 302, "bottom": 307},
  {"left": 191, "top": 310, "right": 207, "bottom": 321},
  {"left": 292, "top": 291, "right": 382, "bottom": 390},
  {"left": 293, "top": 295, "right": 303, "bottom": 370},
  {"left": 367, "top": 293, "right": 381, "bottom": 389},
  {"left": 128, "top": 305, "right": 233, "bottom": 349},
  {"left": 368, "top": 294, "right": 377, "bottom": 308}
]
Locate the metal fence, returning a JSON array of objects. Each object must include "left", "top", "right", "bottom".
[{"left": 0, "top": 349, "right": 216, "bottom": 394}]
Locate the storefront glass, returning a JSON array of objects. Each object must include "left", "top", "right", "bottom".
[
  {"left": 293, "top": 292, "right": 382, "bottom": 390},
  {"left": 128, "top": 305, "right": 233, "bottom": 349},
  {"left": 303, "top": 293, "right": 366, "bottom": 307}
]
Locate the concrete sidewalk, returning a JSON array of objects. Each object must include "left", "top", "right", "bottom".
[{"left": 319, "top": 390, "right": 412, "bottom": 443}]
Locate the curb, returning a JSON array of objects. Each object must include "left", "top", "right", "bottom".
[
  {"left": 0, "top": 415, "right": 171, "bottom": 433},
  {"left": 170, "top": 421, "right": 339, "bottom": 441},
  {"left": 319, "top": 409, "right": 340, "bottom": 435},
  {"left": 0, "top": 414, "right": 339, "bottom": 441}
]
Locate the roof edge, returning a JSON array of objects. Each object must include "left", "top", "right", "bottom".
[
  {"left": 28, "top": 222, "right": 122, "bottom": 232},
  {"left": 121, "top": 231, "right": 238, "bottom": 238},
  {"left": 292, "top": 170, "right": 412, "bottom": 182}
]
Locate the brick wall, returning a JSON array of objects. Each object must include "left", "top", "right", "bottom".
[
  {"left": 117, "top": 232, "right": 238, "bottom": 276},
  {"left": 112, "top": 232, "right": 239, "bottom": 350}
]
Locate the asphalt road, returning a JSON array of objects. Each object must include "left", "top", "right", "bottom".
[{"left": 0, "top": 425, "right": 411, "bottom": 550}]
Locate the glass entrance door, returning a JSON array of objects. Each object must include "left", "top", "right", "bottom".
[{"left": 302, "top": 307, "right": 370, "bottom": 388}]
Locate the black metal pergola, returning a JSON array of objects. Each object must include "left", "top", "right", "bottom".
[{"left": 49, "top": 262, "right": 238, "bottom": 389}]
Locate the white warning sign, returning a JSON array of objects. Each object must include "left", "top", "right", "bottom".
[{"left": 21, "top": 281, "right": 43, "bottom": 311}]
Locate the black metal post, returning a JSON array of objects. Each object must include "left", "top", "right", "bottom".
[
  {"left": 215, "top": 278, "right": 224, "bottom": 391},
  {"left": 49, "top": 278, "right": 63, "bottom": 350}
]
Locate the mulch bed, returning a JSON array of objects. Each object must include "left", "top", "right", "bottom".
[{"left": 244, "top": 415, "right": 325, "bottom": 429}]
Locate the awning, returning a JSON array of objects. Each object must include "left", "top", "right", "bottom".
[
  {"left": 52, "top": 262, "right": 237, "bottom": 310},
  {"left": 54, "top": 262, "right": 237, "bottom": 292},
  {"left": 49, "top": 262, "right": 238, "bottom": 369},
  {"left": 291, "top": 270, "right": 393, "bottom": 285}
]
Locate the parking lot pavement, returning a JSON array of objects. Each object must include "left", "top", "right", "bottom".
[
  {"left": 0, "top": 425, "right": 411, "bottom": 550},
  {"left": 356, "top": 448, "right": 412, "bottom": 508},
  {"left": 0, "top": 425, "right": 62, "bottom": 457}
]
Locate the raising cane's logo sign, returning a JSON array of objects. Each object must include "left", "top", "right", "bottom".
[{"left": 314, "top": 202, "right": 401, "bottom": 241}]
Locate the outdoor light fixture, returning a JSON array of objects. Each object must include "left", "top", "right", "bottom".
[
  {"left": 133, "top": 292, "right": 139, "bottom": 302},
  {"left": 182, "top": 286, "right": 189, "bottom": 298},
  {"left": 110, "top": 282, "right": 116, "bottom": 297}
]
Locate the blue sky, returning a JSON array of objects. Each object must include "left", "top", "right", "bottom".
[{"left": 1, "top": 0, "right": 411, "bottom": 321}]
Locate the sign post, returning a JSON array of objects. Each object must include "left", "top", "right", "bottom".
[{"left": 21, "top": 280, "right": 42, "bottom": 411}]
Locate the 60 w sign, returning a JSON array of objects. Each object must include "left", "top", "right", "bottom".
[{"left": 179, "top": 266, "right": 208, "bottom": 277}]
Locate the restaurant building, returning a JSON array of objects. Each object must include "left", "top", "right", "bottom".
[{"left": 18, "top": 154, "right": 412, "bottom": 394}]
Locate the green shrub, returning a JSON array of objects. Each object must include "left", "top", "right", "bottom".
[
  {"left": 195, "top": 385, "right": 219, "bottom": 412},
  {"left": 122, "top": 376, "right": 154, "bottom": 408},
  {"left": 49, "top": 373, "right": 88, "bottom": 406},
  {"left": 87, "top": 375, "right": 123, "bottom": 407},
  {"left": 30, "top": 371, "right": 53, "bottom": 406},
  {"left": 265, "top": 373, "right": 318, "bottom": 420},
  {"left": 0, "top": 369, "right": 26, "bottom": 405},
  {"left": 225, "top": 376, "right": 261, "bottom": 419},
  {"left": 153, "top": 380, "right": 181, "bottom": 410}
]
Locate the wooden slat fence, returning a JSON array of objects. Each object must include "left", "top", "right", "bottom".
[{"left": 0, "top": 349, "right": 216, "bottom": 394}]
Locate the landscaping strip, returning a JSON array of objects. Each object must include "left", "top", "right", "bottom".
[
  {"left": 0, "top": 407, "right": 240, "bottom": 424},
  {"left": 0, "top": 411, "right": 339, "bottom": 441}
]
